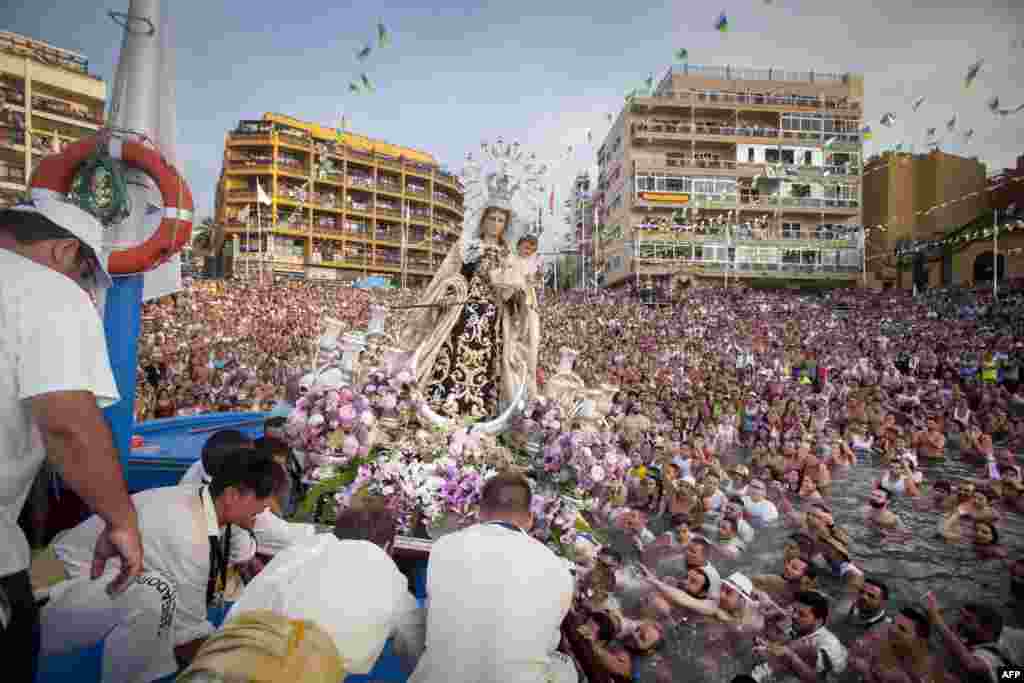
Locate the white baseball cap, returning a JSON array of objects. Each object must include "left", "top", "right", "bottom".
[{"left": 7, "top": 193, "right": 112, "bottom": 289}]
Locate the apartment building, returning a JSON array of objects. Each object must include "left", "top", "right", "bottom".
[
  {"left": 0, "top": 31, "right": 106, "bottom": 207},
  {"left": 594, "top": 64, "right": 865, "bottom": 289},
  {"left": 214, "top": 113, "right": 464, "bottom": 286}
]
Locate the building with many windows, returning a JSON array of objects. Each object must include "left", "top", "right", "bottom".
[
  {"left": 0, "top": 31, "right": 106, "bottom": 207},
  {"left": 594, "top": 64, "right": 865, "bottom": 290},
  {"left": 214, "top": 113, "right": 464, "bottom": 285},
  {"left": 567, "top": 171, "right": 597, "bottom": 287}
]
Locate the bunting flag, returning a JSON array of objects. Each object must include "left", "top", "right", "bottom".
[
  {"left": 861, "top": 125, "right": 873, "bottom": 140},
  {"left": 256, "top": 180, "right": 272, "bottom": 206},
  {"left": 549, "top": 187, "right": 555, "bottom": 215},
  {"left": 715, "top": 11, "right": 729, "bottom": 32}
]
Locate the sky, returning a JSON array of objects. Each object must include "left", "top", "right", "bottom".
[{"left": 4, "top": 0, "right": 1023, "bottom": 254}]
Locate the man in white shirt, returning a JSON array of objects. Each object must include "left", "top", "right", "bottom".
[
  {"left": 183, "top": 498, "right": 425, "bottom": 680},
  {"left": 180, "top": 430, "right": 315, "bottom": 560},
  {"left": 0, "top": 197, "right": 143, "bottom": 682},
  {"left": 41, "top": 450, "right": 275, "bottom": 682},
  {"left": 409, "top": 471, "right": 577, "bottom": 683}
]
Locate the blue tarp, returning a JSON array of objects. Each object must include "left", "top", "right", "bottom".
[{"left": 352, "top": 275, "right": 394, "bottom": 289}]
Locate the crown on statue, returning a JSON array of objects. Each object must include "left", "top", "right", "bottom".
[
  {"left": 461, "top": 137, "right": 548, "bottom": 220},
  {"left": 484, "top": 171, "right": 516, "bottom": 210}
]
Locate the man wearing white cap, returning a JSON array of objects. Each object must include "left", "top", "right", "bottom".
[{"left": 0, "top": 196, "right": 142, "bottom": 682}]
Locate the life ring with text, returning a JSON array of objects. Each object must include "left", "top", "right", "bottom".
[{"left": 30, "top": 135, "right": 193, "bottom": 274}]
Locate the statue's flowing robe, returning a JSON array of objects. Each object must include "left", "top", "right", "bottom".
[{"left": 400, "top": 224, "right": 536, "bottom": 415}]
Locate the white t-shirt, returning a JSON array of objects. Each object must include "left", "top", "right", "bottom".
[
  {"left": 53, "top": 485, "right": 248, "bottom": 646},
  {"left": 0, "top": 250, "right": 120, "bottom": 577},
  {"left": 227, "top": 536, "right": 424, "bottom": 675},
  {"left": 410, "top": 522, "right": 574, "bottom": 683}
]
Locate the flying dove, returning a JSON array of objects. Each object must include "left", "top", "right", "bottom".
[
  {"left": 675, "top": 48, "right": 689, "bottom": 61},
  {"left": 946, "top": 113, "right": 957, "bottom": 132},
  {"left": 965, "top": 59, "right": 983, "bottom": 88},
  {"left": 606, "top": 113, "right": 614, "bottom": 122},
  {"left": 348, "top": 81, "right": 362, "bottom": 93},
  {"left": 996, "top": 104, "right": 1024, "bottom": 117},
  {"left": 377, "top": 21, "right": 390, "bottom": 48},
  {"left": 988, "top": 96, "right": 1001, "bottom": 113},
  {"left": 586, "top": 129, "right": 593, "bottom": 144},
  {"left": 925, "top": 127, "right": 936, "bottom": 138},
  {"left": 963, "top": 128, "right": 974, "bottom": 143},
  {"left": 360, "top": 73, "right": 374, "bottom": 92},
  {"left": 911, "top": 96, "right": 926, "bottom": 112},
  {"left": 880, "top": 112, "right": 896, "bottom": 127},
  {"left": 356, "top": 45, "right": 372, "bottom": 61}
]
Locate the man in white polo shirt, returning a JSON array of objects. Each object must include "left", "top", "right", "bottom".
[
  {"left": 0, "top": 196, "right": 143, "bottom": 682},
  {"left": 44, "top": 450, "right": 276, "bottom": 682},
  {"left": 410, "top": 472, "right": 576, "bottom": 683}
]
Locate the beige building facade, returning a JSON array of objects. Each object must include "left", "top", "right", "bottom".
[
  {"left": 863, "top": 150, "right": 1024, "bottom": 290},
  {"left": 594, "top": 64, "right": 865, "bottom": 290},
  {"left": 0, "top": 31, "right": 106, "bottom": 207}
]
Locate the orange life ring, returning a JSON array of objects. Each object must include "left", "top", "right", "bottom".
[{"left": 30, "top": 135, "right": 193, "bottom": 274}]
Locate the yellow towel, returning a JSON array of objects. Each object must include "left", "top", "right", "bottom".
[{"left": 177, "top": 610, "right": 346, "bottom": 683}]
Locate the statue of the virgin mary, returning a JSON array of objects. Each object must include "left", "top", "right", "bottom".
[{"left": 399, "top": 171, "right": 538, "bottom": 423}]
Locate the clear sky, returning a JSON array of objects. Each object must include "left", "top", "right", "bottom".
[{"left": 4, "top": 0, "right": 1023, "bottom": 252}]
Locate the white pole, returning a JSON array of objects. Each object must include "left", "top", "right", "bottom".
[
  {"left": 994, "top": 208, "right": 999, "bottom": 302},
  {"left": 257, "top": 199, "right": 263, "bottom": 284},
  {"left": 862, "top": 225, "right": 867, "bottom": 287}
]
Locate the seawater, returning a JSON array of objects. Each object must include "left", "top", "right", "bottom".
[{"left": 601, "top": 438, "right": 1022, "bottom": 682}]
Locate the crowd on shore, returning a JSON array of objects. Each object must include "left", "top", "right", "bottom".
[{"left": 126, "top": 273, "right": 1024, "bottom": 682}]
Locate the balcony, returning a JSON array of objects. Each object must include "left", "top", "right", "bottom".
[
  {"left": 226, "top": 189, "right": 257, "bottom": 202},
  {"left": 277, "top": 131, "right": 312, "bottom": 150},
  {"left": 376, "top": 156, "right": 402, "bottom": 171},
  {"left": 409, "top": 212, "right": 431, "bottom": 226},
  {"left": 636, "top": 157, "right": 762, "bottom": 178},
  {"left": 311, "top": 194, "right": 342, "bottom": 211},
  {"left": 376, "top": 181, "right": 402, "bottom": 195},
  {"left": 373, "top": 229, "right": 403, "bottom": 243},
  {"left": 346, "top": 203, "right": 373, "bottom": 217},
  {"left": 634, "top": 221, "right": 857, "bottom": 247},
  {"left": 780, "top": 130, "right": 861, "bottom": 147},
  {"left": 228, "top": 133, "right": 273, "bottom": 146},
  {"left": 31, "top": 95, "right": 102, "bottom": 126},
  {"left": 315, "top": 171, "right": 344, "bottom": 186},
  {"left": 404, "top": 162, "right": 434, "bottom": 179},
  {"left": 0, "top": 163, "right": 25, "bottom": 186},
  {"left": 375, "top": 205, "right": 403, "bottom": 219},
  {"left": 347, "top": 175, "right": 374, "bottom": 190},
  {"left": 405, "top": 185, "right": 429, "bottom": 199},
  {"left": 433, "top": 193, "right": 459, "bottom": 209},
  {"left": 435, "top": 170, "right": 461, "bottom": 190}
]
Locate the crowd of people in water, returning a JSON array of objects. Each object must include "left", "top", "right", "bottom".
[{"left": 123, "top": 273, "right": 1024, "bottom": 682}]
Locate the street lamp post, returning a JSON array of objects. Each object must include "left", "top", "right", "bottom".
[{"left": 994, "top": 207, "right": 999, "bottom": 303}]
